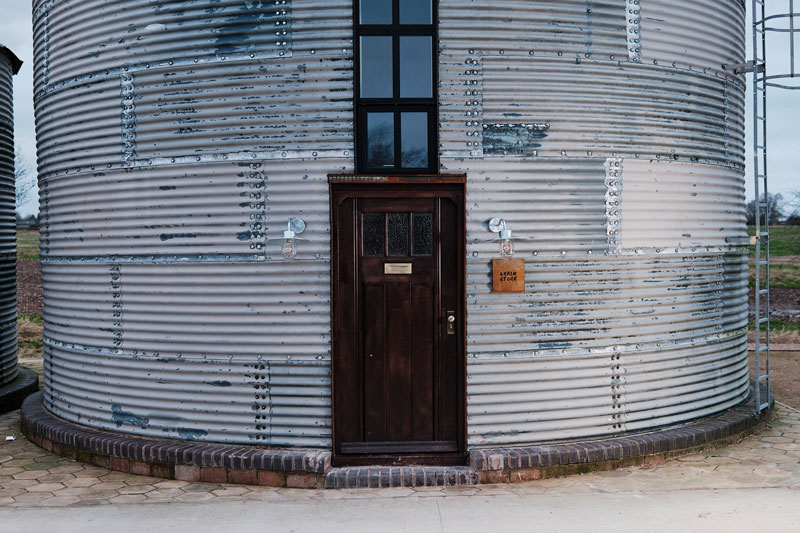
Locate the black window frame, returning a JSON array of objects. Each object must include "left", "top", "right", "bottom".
[{"left": 354, "top": 0, "right": 438, "bottom": 174}]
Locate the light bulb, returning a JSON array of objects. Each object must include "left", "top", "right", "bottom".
[
  {"left": 499, "top": 238, "right": 514, "bottom": 257},
  {"left": 499, "top": 227, "right": 514, "bottom": 257},
  {"left": 282, "top": 238, "right": 296, "bottom": 259}
]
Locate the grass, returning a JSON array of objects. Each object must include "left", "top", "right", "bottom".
[
  {"left": 16, "top": 229, "right": 40, "bottom": 260},
  {"left": 748, "top": 319, "right": 800, "bottom": 345},
  {"left": 748, "top": 225, "right": 800, "bottom": 257},
  {"left": 748, "top": 263, "right": 800, "bottom": 290}
]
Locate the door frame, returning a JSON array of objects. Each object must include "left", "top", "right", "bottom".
[{"left": 328, "top": 176, "right": 467, "bottom": 466}]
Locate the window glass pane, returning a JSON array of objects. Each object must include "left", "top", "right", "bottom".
[
  {"left": 412, "top": 213, "right": 433, "bottom": 256},
  {"left": 399, "top": 0, "right": 432, "bottom": 24},
  {"left": 360, "top": 0, "right": 392, "bottom": 24},
  {"left": 401, "top": 112, "right": 428, "bottom": 168},
  {"left": 360, "top": 36, "right": 393, "bottom": 98},
  {"left": 367, "top": 112, "right": 395, "bottom": 168},
  {"left": 363, "top": 213, "right": 385, "bottom": 256},
  {"left": 388, "top": 213, "right": 410, "bottom": 256},
  {"left": 399, "top": 36, "right": 432, "bottom": 98}
]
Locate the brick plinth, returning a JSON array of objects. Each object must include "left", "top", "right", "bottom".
[
  {"left": 324, "top": 466, "right": 479, "bottom": 489},
  {"left": 470, "top": 386, "right": 772, "bottom": 482},
  {"left": 20, "top": 385, "right": 771, "bottom": 489},
  {"left": 0, "top": 367, "right": 38, "bottom": 414},
  {"left": 20, "top": 392, "right": 329, "bottom": 488}
]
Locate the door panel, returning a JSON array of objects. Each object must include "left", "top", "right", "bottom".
[{"left": 331, "top": 183, "right": 465, "bottom": 465}]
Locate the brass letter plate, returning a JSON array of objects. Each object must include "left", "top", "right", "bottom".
[
  {"left": 492, "top": 258, "right": 525, "bottom": 293},
  {"left": 384, "top": 262, "right": 412, "bottom": 275}
]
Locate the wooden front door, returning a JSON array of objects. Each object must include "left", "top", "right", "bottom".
[{"left": 331, "top": 183, "right": 465, "bottom": 465}]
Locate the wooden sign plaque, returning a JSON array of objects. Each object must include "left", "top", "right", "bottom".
[{"left": 492, "top": 258, "right": 525, "bottom": 293}]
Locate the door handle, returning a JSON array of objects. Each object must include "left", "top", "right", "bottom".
[{"left": 446, "top": 311, "right": 456, "bottom": 335}]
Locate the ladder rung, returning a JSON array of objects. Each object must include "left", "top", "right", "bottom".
[
  {"left": 756, "top": 116, "right": 766, "bottom": 121},
  {"left": 758, "top": 317, "right": 769, "bottom": 324},
  {"left": 758, "top": 231, "right": 769, "bottom": 237},
  {"left": 758, "top": 374, "right": 769, "bottom": 382},
  {"left": 759, "top": 289, "right": 768, "bottom": 295},
  {"left": 756, "top": 145, "right": 766, "bottom": 150},
  {"left": 756, "top": 173, "right": 767, "bottom": 178},
  {"left": 758, "top": 260, "right": 768, "bottom": 266},
  {"left": 759, "top": 402, "right": 770, "bottom": 410},
  {"left": 758, "top": 345, "right": 769, "bottom": 353}
]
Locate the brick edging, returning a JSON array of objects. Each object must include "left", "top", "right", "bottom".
[
  {"left": 325, "top": 466, "right": 479, "bottom": 489},
  {"left": 21, "top": 386, "right": 773, "bottom": 489},
  {"left": 469, "top": 388, "right": 772, "bottom": 483},
  {"left": 0, "top": 367, "right": 38, "bottom": 414},
  {"left": 20, "top": 392, "right": 330, "bottom": 488}
]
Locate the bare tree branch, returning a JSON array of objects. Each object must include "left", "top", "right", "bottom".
[
  {"left": 14, "top": 145, "right": 36, "bottom": 210},
  {"left": 745, "top": 192, "right": 784, "bottom": 225},
  {"left": 786, "top": 190, "right": 800, "bottom": 225}
]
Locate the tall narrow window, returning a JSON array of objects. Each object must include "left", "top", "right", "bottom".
[{"left": 355, "top": 0, "right": 436, "bottom": 173}]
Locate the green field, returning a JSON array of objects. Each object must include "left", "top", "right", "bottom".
[
  {"left": 748, "top": 225, "right": 800, "bottom": 290},
  {"left": 16, "top": 229, "right": 40, "bottom": 260},
  {"left": 748, "top": 225, "right": 800, "bottom": 257}
]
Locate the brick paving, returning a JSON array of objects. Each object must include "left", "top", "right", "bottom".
[{"left": 1, "top": 403, "right": 799, "bottom": 507}]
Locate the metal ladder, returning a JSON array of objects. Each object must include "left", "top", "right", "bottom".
[
  {"left": 751, "top": 0, "right": 771, "bottom": 415},
  {"left": 748, "top": 0, "right": 799, "bottom": 414}
]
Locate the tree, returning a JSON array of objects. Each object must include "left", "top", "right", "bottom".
[
  {"left": 15, "top": 146, "right": 37, "bottom": 211},
  {"left": 745, "top": 192, "right": 784, "bottom": 225},
  {"left": 785, "top": 190, "right": 800, "bottom": 225}
]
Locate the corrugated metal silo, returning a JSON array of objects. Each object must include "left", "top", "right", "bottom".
[
  {"left": 0, "top": 45, "right": 23, "bottom": 389},
  {"left": 32, "top": 0, "right": 749, "bottom": 459}
]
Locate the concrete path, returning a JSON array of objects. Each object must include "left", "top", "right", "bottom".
[{"left": 2, "top": 404, "right": 800, "bottom": 532}]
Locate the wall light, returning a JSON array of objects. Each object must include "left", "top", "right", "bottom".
[
  {"left": 488, "top": 217, "right": 514, "bottom": 257},
  {"left": 282, "top": 218, "right": 306, "bottom": 259}
]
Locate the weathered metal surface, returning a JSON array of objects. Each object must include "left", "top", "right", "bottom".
[
  {"left": 35, "top": 0, "right": 749, "bottom": 448},
  {"left": 437, "top": 0, "right": 749, "bottom": 446},
  {"left": 34, "top": 0, "right": 349, "bottom": 445},
  {"left": 0, "top": 46, "right": 20, "bottom": 386}
]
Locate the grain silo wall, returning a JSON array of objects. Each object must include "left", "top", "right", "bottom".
[
  {"left": 0, "top": 48, "right": 19, "bottom": 387},
  {"left": 33, "top": 0, "right": 748, "bottom": 448}
]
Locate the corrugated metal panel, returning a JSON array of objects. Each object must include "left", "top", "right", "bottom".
[
  {"left": 36, "top": 0, "right": 749, "bottom": 449},
  {"left": 438, "top": 0, "right": 750, "bottom": 446},
  {"left": 0, "top": 50, "right": 18, "bottom": 386},
  {"left": 34, "top": 0, "right": 350, "bottom": 445},
  {"left": 639, "top": 0, "right": 746, "bottom": 72},
  {"left": 465, "top": 251, "right": 748, "bottom": 445},
  {"left": 620, "top": 159, "right": 746, "bottom": 249},
  {"left": 43, "top": 341, "right": 330, "bottom": 447}
]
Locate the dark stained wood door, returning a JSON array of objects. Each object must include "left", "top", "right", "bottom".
[{"left": 331, "top": 183, "right": 465, "bottom": 465}]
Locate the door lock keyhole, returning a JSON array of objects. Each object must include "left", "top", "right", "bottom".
[{"left": 446, "top": 311, "right": 456, "bottom": 335}]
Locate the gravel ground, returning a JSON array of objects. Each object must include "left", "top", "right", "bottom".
[{"left": 15, "top": 259, "right": 42, "bottom": 316}]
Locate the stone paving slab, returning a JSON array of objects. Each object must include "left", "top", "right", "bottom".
[{"left": 1, "top": 403, "right": 799, "bottom": 507}]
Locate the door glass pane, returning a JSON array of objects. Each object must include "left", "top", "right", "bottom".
[
  {"left": 399, "top": 36, "right": 432, "bottom": 98},
  {"left": 399, "top": 0, "right": 432, "bottom": 24},
  {"left": 388, "top": 213, "right": 410, "bottom": 256},
  {"left": 363, "top": 213, "right": 385, "bottom": 256},
  {"left": 401, "top": 112, "right": 428, "bottom": 168},
  {"left": 360, "top": 36, "right": 393, "bottom": 98},
  {"left": 412, "top": 213, "right": 433, "bottom": 256},
  {"left": 367, "top": 112, "right": 395, "bottom": 168},
  {"left": 360, "top": 0, "right": 392, "bottom": 24}
]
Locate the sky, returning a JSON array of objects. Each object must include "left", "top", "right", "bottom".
[{"left": 1, "top": 2, "right": 798, "bottom": 218}]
